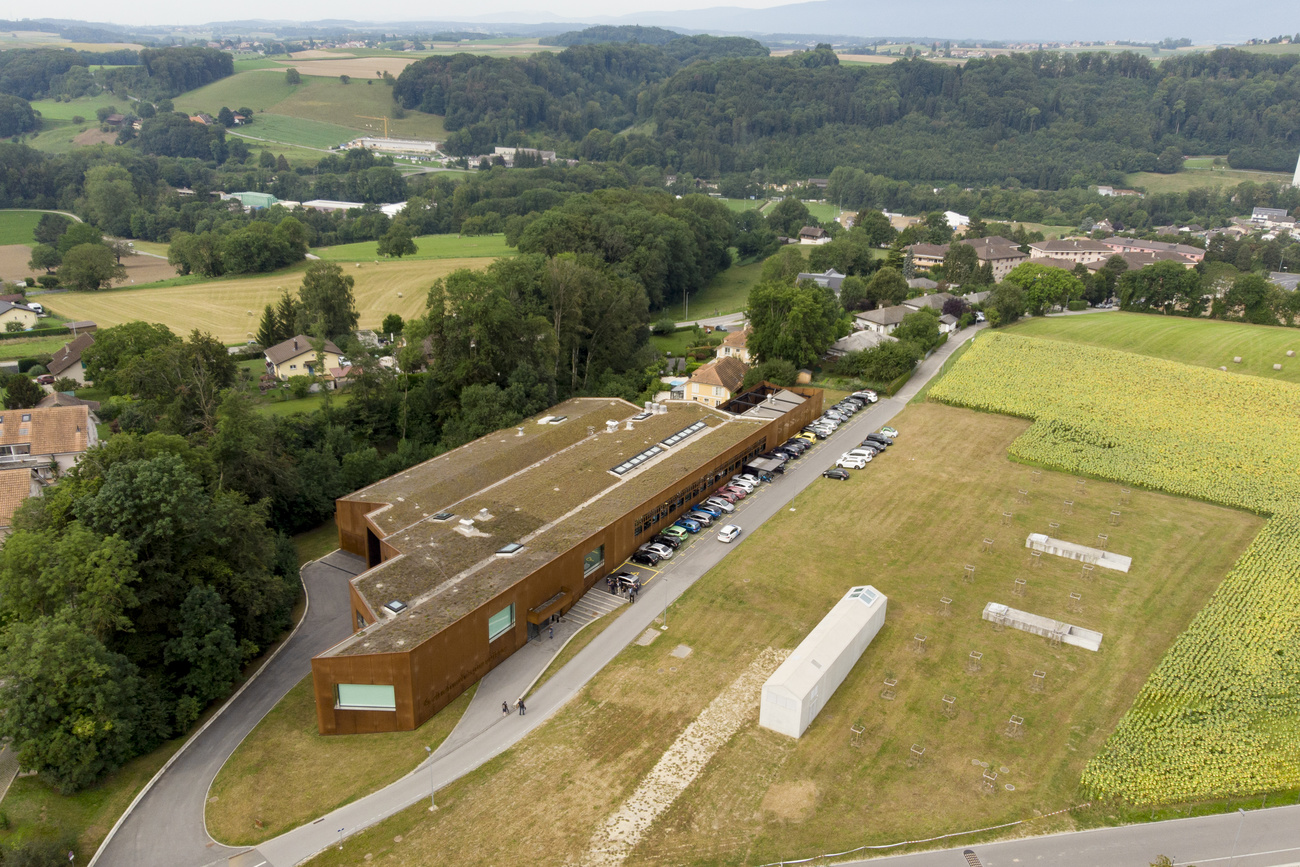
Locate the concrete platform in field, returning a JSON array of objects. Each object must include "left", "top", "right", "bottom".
[
  {"left": 982, "top": 602, "right": 1103, "bottom": 651},
  {"left": 1026, "top": 533, "right": 1131, "bottom": 572}
]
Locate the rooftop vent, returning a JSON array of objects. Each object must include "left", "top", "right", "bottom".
[
  {"left": 384, "top": 600, "right": 407, "bottom": 614},
  {"left": 431, "top": 512, "right": 455, "bottom": 522},
  {"left": 459, "top": 518, "right": 475, "bottom": 527},
  {"left": 516, "top": 427, "right": 524, "bottom": 437},
  {"left": 496, "top": 542, "right": 524, "bottom": 557},
  {"left": 606, "top": 420, "right": 619, "bottom": 433},
  {"left": 626, "top": 419, "right": 634, "bottom": 431},
  {"left": 644, "top": 401, "right": 653, "bottom": 412}
]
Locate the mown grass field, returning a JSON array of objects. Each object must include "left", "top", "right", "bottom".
[
  {"left": 660, "top": 259, "right": 763, "bottom": 322},
  {"left": 0, "top": 210, "right": 43, "bottom": 246},
  {"left": 172, "top": 71, "right": 447, "bottom": 150},
  {"left": 1125, "top": 167, "right": 1293, "bottom": 194},
  {"left": 43, "top": 257, "right": 493, "bottom": 342},
  {"left": 311, "top": 233, "right": 512, "bottom": 262},
  {"left": 1005, "top": 312, "right": 1300, "bottom": 383},
  {"left": 804, "top": 201, "right": 842, "bottom": 223},
  {"left": 206, "top": 678, "right": 473, "bottom": 846},
  {"left": 301, "top": 402, "right": 1258, "bottom": 867}
]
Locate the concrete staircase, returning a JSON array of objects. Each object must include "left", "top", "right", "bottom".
[{"left": 567, "top": 586, "right": 627, "bottom": 625}]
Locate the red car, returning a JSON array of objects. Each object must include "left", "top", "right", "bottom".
[
  {"left": 36, "top": 375, "right": 55, "bottom": 385},
  {"left": 712, "top": 489, "right": 740, "bottom": 503}
]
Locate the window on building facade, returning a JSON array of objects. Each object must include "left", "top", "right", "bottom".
[
  {"left": 335, "top": 683, "right": 396, "bottom": 710},
  {"left": 488, "top": 603, "right": 515, "bottom": 641},
  {"left": 583, "top": 544, "right": 605, "bottom": 575}
]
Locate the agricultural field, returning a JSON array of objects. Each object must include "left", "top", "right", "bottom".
[
  {"left": 0, "top": 210, "right": 45, "bottom": 246},
  {"left": 931, "top": 332, "right": 1300, "bottom": 803},
  {"left": 311, "top": 233, "right": 512, "bottom": 262},
  {"left": 41, "top": 257, "right": 493, "bottom": 343},
  {"left": 172, "top": 71, "right": 448, "bottom": 150},
  {"left": 1125, "top": 166, "right": 1293, "bottom": 194},
  {"left": 1005, "top": 312, "right": 1300, "bottom": 384},
  {"left": 301, "top": 402, "right": 1258, "bottom": 867},
  {"left": 803, "top": 201, "right": 842, "bottom": 223}
]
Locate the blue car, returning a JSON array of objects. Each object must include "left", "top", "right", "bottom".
[
  {"left": 693, "top": 503, "right": 723, "bottom": 518},
  {"left": 674, "top": 518, "right": 702, "bottom": 534}
]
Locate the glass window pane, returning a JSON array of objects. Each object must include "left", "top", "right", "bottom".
[
  {"left": 583, "top": 545, "right": 605, "bottom": 575},
  {"left": 336, "top": 683, "right": 396, "bottom": 710},
  {"left": 488, "top": 603, "right": 514, "bottom": 641}
]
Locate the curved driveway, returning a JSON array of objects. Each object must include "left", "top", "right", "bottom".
[{"left": 90, "top": 551, "right": 359, "bottom": 867}]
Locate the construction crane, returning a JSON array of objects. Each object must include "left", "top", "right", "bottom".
[{"left": 356, "top": 115, "right": 391, "bottom": 138}]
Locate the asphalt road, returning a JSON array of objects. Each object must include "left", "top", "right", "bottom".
[
  {"left": 834, "top": 803, "right": 1300, "bottom": 867},
  {"left": 89, "top": 551, "right": 360, "bottom": 867}
]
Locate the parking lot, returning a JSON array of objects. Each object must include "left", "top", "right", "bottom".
[{"left": 608, "top": 391, "right": 889, "bottom": 595}]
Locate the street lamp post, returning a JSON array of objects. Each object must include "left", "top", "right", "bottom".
[
  {"left": 661, "top": 574, "right": 669, "bottom": 630},
  {"left": 1228, "top": 807, "right": 1246, "bottom": 866},
  {"left": 425, "top": 745, "right": 437, "bottom": 810}
]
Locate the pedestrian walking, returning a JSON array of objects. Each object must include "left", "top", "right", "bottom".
[
  {"left": 518, "top": 699, "right": 526, "bottom": 716},
  {"left": 502, "top": 701, "right": 509, "bottom": 716},
  {"left": 548, "top": 624, "right": 554, "bottom": 640}
]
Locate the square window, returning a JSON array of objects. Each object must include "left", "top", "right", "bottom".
[{"left": 21, "top": 414, "right": 30, "bottom": 422}]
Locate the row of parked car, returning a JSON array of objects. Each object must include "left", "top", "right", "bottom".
[{"left": 628, "top": 474, "right": 764, "bottom": 566}]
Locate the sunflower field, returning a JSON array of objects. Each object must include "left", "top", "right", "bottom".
[{"left": 930, "top": 332, "right": 1300, "bottom": 804}]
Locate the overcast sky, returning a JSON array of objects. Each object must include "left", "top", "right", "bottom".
[{"left": 39, "top": 0, "right": 787, "bottom": 27}]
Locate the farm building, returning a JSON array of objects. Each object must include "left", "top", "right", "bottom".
[
  {"left": 760, "top": 585, "right": 888, "bottom": 739},
  {"left": 314, "top": 389, "right": 823, "bottom": 734}
]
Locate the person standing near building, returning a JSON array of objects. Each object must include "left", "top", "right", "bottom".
[
  {"left": 502, "top": 701, "right": 509, "bottom": 716},
  {"left": 517, "top": 698, "right": 526, "bottom": 716}
]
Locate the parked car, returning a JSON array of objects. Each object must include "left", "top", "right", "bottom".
[
  {"left": 844, "top": 448, "right": 876, "bottom": 461},
  {"left": 687, "top": 510, "right": 716, "bottom": 525},
  {"left": 652, "top": 533, "right": 682, "bottom": 550},
  {"left": 674, "top": 518, "right": 702, "bottom": 534},
  {"left": 975, "top": 311, "right": 986, "bottom": 322},
  {"left": 863, "top": 433, "right": 891, "bottom": 447},
  {"left": 36, "top": 374, "right": 55, "bottom": 385},
  {"left": 727, "top": 478, "right": 756, "bottom": 493},
  {"left": 704, "top": 496, "right": 735, "bottom": 513},
  {"left": 718, "top": 486, "right": 747, "bottom": 500},
  {"left": 612, "top": 571, "right": 642, "bottom": 591},
  {"left": 852, "top": 390, "right": 878, "bottom": 403},
  {"left": 880, "top": 426, "right": 899, "bottom": 438},
  {"left": 856, "top": 441, "right": 883, "bottom": 455},
  {"left": 639, "top": 542, "right": 675, "bottom": 560},
  {"left": 717, "top": 524, "right": 742, "bottom": 543},
  {"left": 694, "top": 503, "right": 723, "bottom": 517},
  {"left": 781, "top": 439, "right": 808, "bottom": 452},
  {"left": 795, "top": 432, "right": 818, "bottom": 444},
  {"left": 822, "top": 468, "right": 851, "bottom": 480},
  {"left": 736, "top": 473, "right": 764, "bottom": 486},
  {"left": 836, "top": 454, "right": 868, "bottom": 469},
  {"left": 660, "top": 525, "right": 690, "bottom": 542},
  {"left": 630, "top": 550, "right": 661, "bottom": 566}
]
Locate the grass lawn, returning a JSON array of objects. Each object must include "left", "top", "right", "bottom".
[
  {"left": 719, "top": 198, "right": 767, "bottom": 213},
  {"left": 660, "top": 259, "right": 763, "bottom": 322},
  {"left": 27, "top": 93, "right": 122, "bottom": 122},
  {"left": 205, "top": 677, "right": 473, "bottom": 846},
  {"left": 0, "top": 210, "right": 44, "bottom": 246},
  {"left": 311, "top": 233, "right": 513, "bottom": 262},
  {"left": 0, "top": 736, "right": 185, "bottom": 856},
  {"left": 0, "top": 335, "right": 75, "bottom": 361},
  {"left": 300, "top": 402, "right": 1259, "bottom": 867},
  {"left": 1125, "top": 167, "right": 1293, "bottom": 194},
  {"left": 1004, "top": 312, "right": 1300, "bottom": 384},
  {"left": 526, "top": 612, "right": 623, "bottom": 698},
  {"left": 804, "top": 202, "right": 842, "bottom": 223},
  {"left": 648, "top": 329, "right": 703, "bottom": 358},
  {"left": 292, "top": 517, "right": 339, "bottom": 564},
  {"left": 43, "top": 256, "right": 494, "bottom": 342},
  {"left": 255, "top": 391, "right": 352, "bottom": 417}
]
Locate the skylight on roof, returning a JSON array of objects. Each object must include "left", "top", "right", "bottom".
[
  {"left": 431, "top": 512, "right": 455, "bottom": 522},
  {"left": 496, "top": 542, "right": 525, "bottom": 556},
  {"left": 661, "top": 420, "right": 708, "bottom": 448},
  {"left": 610, "top": 445, "right": 664, "bottom": 476},
  {"left": 848, "top": 586, "right": 879, "bottom": 606}
]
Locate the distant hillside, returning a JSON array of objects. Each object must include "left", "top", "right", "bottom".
[{"left": 544, "top": 25, "right": 686, "bottom": 47}]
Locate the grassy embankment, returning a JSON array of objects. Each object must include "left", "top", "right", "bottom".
[{"left": 299, "top": 401, "right": 1258, "bottom": 867}]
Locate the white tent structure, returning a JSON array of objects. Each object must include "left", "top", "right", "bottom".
[{"left": 760, "top": 585, "right": 888, "bottom": 739}]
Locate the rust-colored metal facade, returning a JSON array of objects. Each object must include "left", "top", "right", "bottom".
[{"left": 312, "top": 389, "right": 822, "bottom": 734}]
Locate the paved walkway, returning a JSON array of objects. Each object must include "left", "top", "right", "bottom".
[
  {"left": 238, "top": 325, "right": 988, "bottom": 866},
  {"left": 90, "top": 551, "right": 361, "bottom": 867}
]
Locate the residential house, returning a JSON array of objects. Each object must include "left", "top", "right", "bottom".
[
  {"left": 939, "top": 313, "right": 960, "bottom": 334},
  {"left": 807, "top": 178, "right": 830, "bottom": 190},
  {"left": 264, "top": 335, "right": 344, "bottom": 381},
  {"left": 47, "top": 333, "right": 95, "bottom": 385},
  {"left": 1101, "top": 236, "right": 1205, "bottom": 263},
  {"left": 961, "top": 236, "right": 1029, "bottom": 281},
  {"left": 1251, "top": 207, "right": 1292, "bottom": 227},
  {"left": 856, "top": 305, "right": 911, "bottom": 335},
  {"left": 1026, "top": 238, "right": 1113, "bottom": 265},
  {"left": 907, "top": 277, "right": 939, "bottom": 291},
  {"left": 36, "top": 393, "right": 101, "bottom": 415},
  {"left": 826, "top": 330, "right": 897, "bottom": 357},
  {"left": 905, "top": 243, "right": 948, "bottom": 271},
  {"left": 103, "top": 113, "right": 125, "bottom": 127},
  {"left": 796, "top": 269, "right": 846, "bottom": 293},
  {"left": 798, "top": 226, "right": 831, "bottom": 245},
  {"left": 65, "top": 320, "right": 97, "bottom": 336},
  {"left": 0, "top": 400, "right": 98, "bottom": 529},
  {"left": 1085, "top": 250, "right": 1196, "bottom": 273},
  {"left": 718, "top": 326, "right": 753, "bottom": 364},
  {"left": 686, "top": 356, "right": 748, "bottom": 407},
  {"left": 1024, "top": 256, "right": 1079, "bottom": 272},
  {"left": 0, "top": 302, "right": 38, "bottom": 331},
  {"left": 963, "top": 290, "right": 991, "bottom": 306},
  {"left": 189, "top": 113, "right": 216, "bottom": 125},
  {"left": 902, "top": 292, "right": 958, "bottom": 313}
]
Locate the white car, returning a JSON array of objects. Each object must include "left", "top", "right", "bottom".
[
  {"left": 879, "top": 426, "right": 899, "bottom": 439},
  {"left": 852, "top": 390, "right": 878, "bottom": 403},
  {"left": 975, "top": 311, "right": 986, "bottom": 322},
  {"left": 735, "top": 473, "right": 762, "bottom": 487},
  {"left": 639, "top": 542, "right": 675, "bottom": 560},
  {"left": 704, "top": 496, "right": 735, "bottom": 513},
  {"left": 844, "top": 449, "right": 875, "bottom": 461},
  {"left": 836, "top": 455, "right": 868, "bottom": 469},
  {"left": 717, "top": 524, "right": 742, "bottom": 543},
  {"left": 727, "top": 477, "right": 756, "bottom": 493}
]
